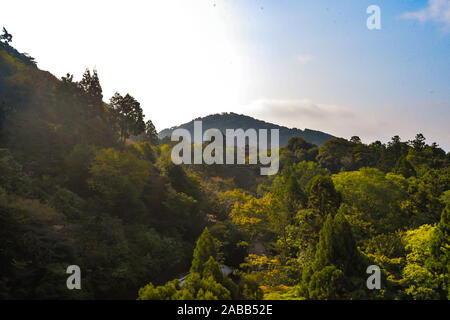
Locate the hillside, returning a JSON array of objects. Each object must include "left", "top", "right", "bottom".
[
  {"left": 1, "top": 33, "right": 449, "bottom": 301},
  {"left": 158, "top": 112, "right": 335, "bottom": 147}
]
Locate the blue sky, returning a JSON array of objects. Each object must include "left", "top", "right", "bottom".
[{"left": 1, "top": 0, "right": 449, "bottom": 148}]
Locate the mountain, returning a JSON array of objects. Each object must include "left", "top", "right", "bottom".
[{"left": 158, "top": 112, "right": 335, "bottom": 147}]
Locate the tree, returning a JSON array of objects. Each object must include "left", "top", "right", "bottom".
[
  {"left": 64, "top": 144, "right": 97, "bottom": 195},
  {"left": 191, "top": 228, "right": 217, "bottom": 274},
  {"left": 402, "top": 224, "right": 440, "bottom": 299},
  {"left": 288, "top": 175, "right": 342, "bottom": 256},
  {"left": 411, "top": 133, "right": 426, "bottom": 152},
  {"left": 238, "top": 274, "right": 264, "bottom": 300},
  {"left": 88, "top": 148, "right": 150, "bottom": 215},
  {"left": 285, "top": 174, "right": 307, "bottom": 211},
  {"left": 143, "top": 120, "right": 159, "bottom": 145},
  {"left": 427, "top": 192, "right": 450, "bottom": 299},
  {"left": 109, "top": 92, "right": 146, "bottom": 142},
  {"left": 0, "top": 27, "right": 12, "bottom": 44},
  {"left": 350, "top": 136, "right": 361, "bottom": 144},
  {"left": 138, "top": 279, "right": 180, "bottom": 300},
  {"left": 286, "top": 137, "right": 315, "bottom": 153},
  {"left": 138, "top": 227, "right": 238, "bottom": 300},
  {"left": 316, "top": 138, "right": 355, "bottom": 173},
  {"left": 79, "top": 69, "right": 104, "bottom": 115},
  {"left": 378, "top": 135, "right": 410, "bottom": 172},
  {"left": 394, "top": 156, "right": 416, "bottom": 178},
  {"left": 308, "top": 175, "right": 341, "bottom": 218},
  {"left": 299, "top": 212, "right": 368, "bottom": 299}
]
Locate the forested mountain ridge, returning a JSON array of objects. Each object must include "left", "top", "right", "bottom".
[
  {"left": 0, "top": 34, "right": 204, "bottom": 299},
  {"left": 1, "top": 30, "right": 449, "bottom": 300},
  {"left": 158, "top": 112, "right": 335, "bottom": 146}
]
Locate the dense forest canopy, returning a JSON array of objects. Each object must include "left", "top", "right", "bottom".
[{"left": 0, "top": 30, "right": 448, "bottom": 300}]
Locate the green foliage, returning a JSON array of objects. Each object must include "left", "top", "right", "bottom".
[
  {"left": 108, "top": 92, "right": 146, "bottom": 142},
  {"left": 138, "top": 228, "right": 238, "bottom": 300},
  {"left": 333, "top": 168, "right": 408, "bottom": 236},
  {"left": 308, "top": 175, "right": 341, "bottom": 218},
  {"left": 191, "top": 228, "right": 217, "bottom": 274},
  {"left": 64, "top": 144, "right": 96, "bottom": 195},
  {"left": 0, "top": 43, "right": 208, "bottom": 299},
  {"left": 316, "top": 138, "right": 355, "bottom": 173},
  {"left": 138, "top": 279, "right": 181, "bottom": 300},
  {"left": 210, "top": 221, "right": 248, "bottom": 268},
  {"left": 140, "top": 120, "right": 159, "bottom": 145},
  {"left": 299, "top": 212, "right": 368, "bottom": 299},
  {"left": 88, "top": 148, "right": 150, "bottom": 214},
  {"left": 1, "top": 41, "right": 449, "bottom": 300},
  {"left": 427, "top": 195, "right": 450, "bottom": 298},
  {"left": 401, "top": 224, "right": 439, "bottom": 299},
  {"left": 239, "top": 274, "right": 264, "bottom": 300},
  {"left": 394, "top": 156, "right": 416, "bottom": 178}
]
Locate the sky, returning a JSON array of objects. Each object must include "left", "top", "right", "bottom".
[{"left": 1, "top": 0, "right": 449, "bottom": 149}]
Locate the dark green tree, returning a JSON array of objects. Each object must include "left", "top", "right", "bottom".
[
  {"left": 350, "top": 136, "right": 361, "bottom": 144},
  {"left": 316, "top": 138, "right": 355, "bottom": 173},
  {"left": 285, "top": 174, "right": 308, "bottom": 212},
  {"left": 411, "top": 133, "right": 426, "bottom": 152},
  {"left": 308, "top": 175, "right": 341, "bottom": 218},
  {"left": 79, "top": 69, "right": 104, "bottom": 115},
  {"left": 299, "top": 212, "right": 368, "bottom": 299},
  {"left": 109, "top": 92, "right": 146, "bottom": 142},
  {"left": 0, "top": 27, "right": 12, "bottom": 44},
  {"left": 393, "top": 156, "right": 416, "bottom": 178},
  {"left": 143, "top": 120, "right": 159, "bottom": 145}
]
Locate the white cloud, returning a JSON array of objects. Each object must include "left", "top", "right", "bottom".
[
  {"left": 402, "top": 0, "right": 450, "bottom": 31},
  {"left": 296, "top": 54, "right": 315, "bottom": 65}
]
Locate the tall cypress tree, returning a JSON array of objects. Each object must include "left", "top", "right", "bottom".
[
  {"left": 79, "top": 68, "right": 104, "bottom": 115},
  {"left": 300, "top": 212, "right": 367, "bottom": 299}
]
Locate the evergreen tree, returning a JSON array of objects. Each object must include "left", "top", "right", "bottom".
[
  {"left": 79, "top": 69, "right": 104, "bottom": 115},
  {"left": 308, "top": 175, "right": 341, "bottom": 218},
  {"left": 191, "top": 228, "right": 217, "bottom": 274},
  {"left": 108, "top": 92, "right": 146, "bottom": 142},
  {"left": 299, "top": 212, "right": 368, "bottom": 299},
  {"left": 143, "top": 120, "right": 159, "bottom": 145}
]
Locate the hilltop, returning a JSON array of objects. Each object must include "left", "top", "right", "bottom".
[{"left": 159, "top": 112, "right": 335, "bottom": 147}]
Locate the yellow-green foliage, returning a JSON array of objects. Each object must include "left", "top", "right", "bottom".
[{"left": 402, "top": 224, "right": 439, "bottom": 299}]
